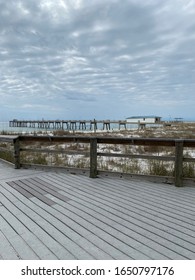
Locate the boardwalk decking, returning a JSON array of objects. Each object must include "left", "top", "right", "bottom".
[{"left": 0, "top": 160, "right": 195, "bottom": 260}]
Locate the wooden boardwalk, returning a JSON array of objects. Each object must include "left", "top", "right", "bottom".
[{"left": 0, "top": 160, "right": 195, "bottom": 260}]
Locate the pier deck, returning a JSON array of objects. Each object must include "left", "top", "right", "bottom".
[
  {"left": 0, "top": 160, "right": 195, "bottom": 260},
  {"left": 9, "top": 119, "right": 163, "bottom": 130}
]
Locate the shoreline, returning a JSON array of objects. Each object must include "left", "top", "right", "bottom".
[{"left": 1, "top": 121, "right": 195, "bottom": 139}]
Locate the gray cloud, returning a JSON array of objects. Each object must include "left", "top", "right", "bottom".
[{"left": 0, "top": 0, "right": 195, "bottom": 120}]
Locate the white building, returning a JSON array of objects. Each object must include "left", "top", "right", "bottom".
[{"left": 126, "top": 116, "right": 161, "bottom": 124}]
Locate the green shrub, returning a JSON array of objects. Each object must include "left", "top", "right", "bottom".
[
  {"left": 21, "top": 152, "right": 48, "bottom": 165},
  {"left": 148, "top": 160, "right": 173, "bottom": 176},
  {"left": 121, "top": 159, "right": 141, "bottom": 174},
  {"left": 183, "top": 162, "right": 195, "bottom": 178},
  {"left": 0, "top": 150, "right": 14, "bottom": 163}
]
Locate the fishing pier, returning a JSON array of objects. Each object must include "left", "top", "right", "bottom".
[{"left": 9, "top": 119, "right": 163, "bottom": 131}]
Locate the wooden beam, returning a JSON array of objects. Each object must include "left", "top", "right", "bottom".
[
  {"left": 175, "top": 140, "right": 184, "bottom": 187},
  {"left": 97, "top": 152, "right": 175, "bottom": 161},
  {"left": 13, "top": 138, "right": 20, "bottom": 169},
  {"left": 90, "top": 138, "right": 97, "bottom": 178}
]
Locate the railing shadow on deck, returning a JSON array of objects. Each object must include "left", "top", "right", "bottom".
[{"left": 1, "top": 135, "right": 195, "bottom": 187}]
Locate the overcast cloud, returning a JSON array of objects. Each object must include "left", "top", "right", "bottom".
[{"left": 0, "top": 0, "right": 195, "bottom": 120}]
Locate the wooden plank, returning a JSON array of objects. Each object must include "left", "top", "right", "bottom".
[
  {"left": 7, "top": 181, "right": 34, "bottom": 199},
  {"left": 42, "top": 175, "right": 194, "bottom": 258},
  {"left": 92, "top": 179, "right": 195, "bottom": 235},
  {"left": 69, "top": 175, "right": 195, "bottom": 229},
  {"left": 27, "top": 196, "right": 115, "bottom": 260},
  {"left": 40, "top": 174, "right": 191, "bottom": 259},
  {"left": 31, "top": 177, "right": 62, "bottom": 191},
  {"left": 19, "top": 163, "right": 89, "bottom": 176},
  {"left": 0, "top": 177, "right": 133, "bottom": 259},
  {"left": 0, "top": 136, "right": 17, "bottom": 142},
  {"left": 1, "top": 181, "right": 96, "bottom": 259},
  {"left": 0, "top": 211, "right": 40, "bottom": 260},
  {"left": 29, "top": 178, "right": 161, "bottom": 260},
  {"left": 98, "top": 152, "right": 175, "bottom": 161},
  {"left": 0, "top": 160, "right": 44, "bottom": 181},
  {"left": 0, "top": 205, "right": 58, "bottom": 260},
  {"left": 42, "top": 173, "right": 195, "bottom": 220},
  {"left": 19, "top": 135, "right": 91, "bottom": 143},
  {"left": 52, "top": 203, "right": 152, "bottom": 259},
  {"left": 7, "top": 180, "right": 55, "bottom": 206},
  {"left": 17, "top": 179, "right": 48, "bottom": 195},
  {"left": 53, "top": 199, "right": 175, "bottom": 259},
  {"left": 1, "top": 161, "right": 195, "bottom": 260},
  {"left": 20, "top": 148, "right": 89, "bottom": 156},
  {"left": 94, "top": 177, "right": 195, "bottom": 214},
  {"left": 11, "top": 201, "right": 94, "bottom": 260},
  {"left": 25, "top": 178, "right": 70, "bottom": 203},
  {"left": 17, "top": 135, "right": 195, "bottom": 148},
  {"left": 0, "top": 183, "right": 77, "bottom": 259},
  {"left": 0, "top": 229, "right": 21, "bottom": 260},
  {"left": 63, "top": 200, "right": 194, "bottom": 258}
]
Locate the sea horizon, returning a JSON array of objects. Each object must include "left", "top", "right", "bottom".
[{"left": 1, "top": 117, "right": 195, "bottom": 134}]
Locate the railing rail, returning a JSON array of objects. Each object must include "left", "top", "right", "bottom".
[{"left": 0, "top": 135, "right": 195, "bottom": 187}]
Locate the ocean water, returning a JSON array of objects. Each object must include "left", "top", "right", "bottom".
[{"left": 0, "top": 122, "right": 13, "bottom": 132}]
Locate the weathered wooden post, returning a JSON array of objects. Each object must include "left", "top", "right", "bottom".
[
  {"left": 94, "top": 119, "right": 97, "bottom": 133},
  {"left": 174, "top": 140, "right": 184, "bottom": 187},
  {"left": 138, "top": 120, "right": 140, "bottom": 130},
  {"left": 90, "top": 138, "right": 97, "bottom": 178},
  {"left": 13, "top": 137, "right": 20, "bottom": 169}
]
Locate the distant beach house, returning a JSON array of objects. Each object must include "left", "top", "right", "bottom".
[{"left": 126, "top": 116, "right": 161, "bottom": 124}]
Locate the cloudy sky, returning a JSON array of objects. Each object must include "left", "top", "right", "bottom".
[{"left": 0, "top": 0, "right": 195, "bottom": 121}]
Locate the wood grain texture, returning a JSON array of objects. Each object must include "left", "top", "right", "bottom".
[{"left": 0, "top": 161, "right": 195, "bottom": 260}]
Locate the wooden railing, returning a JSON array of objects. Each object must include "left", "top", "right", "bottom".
[{"left": 1, "top": 136, "right": 195, "bottom": 187}]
